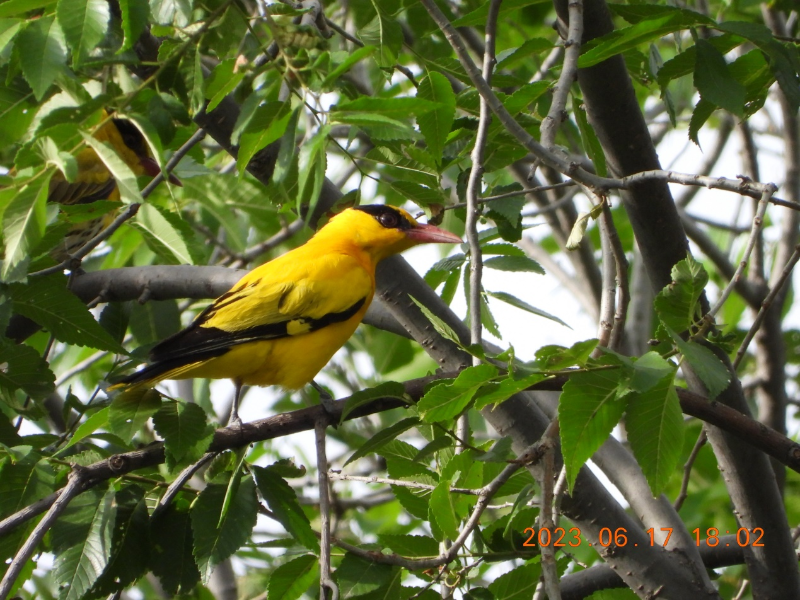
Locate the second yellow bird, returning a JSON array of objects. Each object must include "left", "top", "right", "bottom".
[{"left": 116, "top": 204, "right": 461, "bottom": 420}]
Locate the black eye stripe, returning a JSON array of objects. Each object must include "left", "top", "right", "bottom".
[{"left": 354, "top": 204, "right": 413, "bottom": 231}]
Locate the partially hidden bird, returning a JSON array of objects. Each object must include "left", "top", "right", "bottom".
[
  {"left": 114, "top": 204, "right": 462, "bottom": 422},
  {"left": 47, "top": 114, "right": 181, "bottom": 261}
]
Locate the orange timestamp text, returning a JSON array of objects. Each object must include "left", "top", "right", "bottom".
[{"left": 522, "top": 527, "right": 765, "bottom": 548}]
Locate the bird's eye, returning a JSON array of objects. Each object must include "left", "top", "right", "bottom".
[{"left": 378, "top": 212, "right": 399, "bottom": 228}]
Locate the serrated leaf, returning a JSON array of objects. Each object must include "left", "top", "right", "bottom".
[
  {"left": 535, "top": 339, "right": 599, "bottom": 370},
  {"left": 235, "top": 101, "right": 291, "bottom": 175},
  {"left": 152, "top": 401, "right": 213, "bottom": 465},
  {"left": 429, "top": 253, "right": 466, "bottom": 272},
  {"left": 53, "top": 485, "right": 115, "bottom": 600},
  {"left": 204, "top": 58, "right": 245, "bottom": 113},
  {"left": 453, "top": 0, "right": 547, "bottom": 27},
  {"left": 344, "top": 417, "right": 420, "bottom": 466},
  {"left": 693, "top": 38, "right": 745, "bottom": 116},
  {"left": 88, "top": 486, "right": 150, "bottom": 596},
  {"left": 358, "top": 7, "right": 402, "bottom": 69},
  {"left": 0, "top": 338, "right": 55, "bottom": 399},
  {"left": 377, "top": 534, "right": 439, "bottom": 558},
  {"left": 488, "top": 561, "right": 541, "bottom": 599},
  {"left": 252, "top": 465, "right": 319, "bottom": 552},
  {"left": 334, "top": 96, "right": 443, "bottom": 116},
  {"left": 484, "top": 255, "right": 544, "bottom": 274},
  {"left": 669, "top": 330, "right": 731, "bottom": 399},
  {"left": 132, "top": 203, "right": 195, "bottom": 265},
  {"left": 18, "top": 16, "right": 67, "bottom": 100},
  {"left": 496, "top": 38, "right": 553, "bottom": 69},
  {"left": 340, "top": 381, "right": 407, "bottom": 423},
  {"left": 418, "top": 365, "right": 498, "bottom": 422},
  {"left": 9, "top": 274, "right": 125, "bottom": 352},
  {"left": 417, "top": 72, "right": 456, "bottom": 164},
  {"left": 630, "top": 351, "right": 675, "bottom": 393},
  {"left": 60, "top": 406, "right": 109, "bottom": 451},
  {"left": 108, "top": 388, "right": 162, "bottom": 443},
  {"left": 267, "top": 554, "right": 318, "bottom": 600},
  {"left": 57, "top": 0, "right": 109, "bottom": 66},
  {"left": 688, "top": 98, "right": 715, "bottom": 146},
  {"left": 322, "top": 45, "right": 375, "bottom": 87},
  {"left": 579, "top": 9, "right": 713, "bottom": 68},
  {"left": 473, "top": 373, "right": 544, "bottom": 410},
  {"left": 429, "top": 478, "right": 459, "bottom": 540},
  {"left": 559, "top": 363, "right": 629, "bottom": 492},
  {"left": 149, "top": 506, "right": 200, "bottom": 595},
  {"left": 118, "top": 0, "right": 147, "bottom": 51},
  {"left": 2, "top": 179, "right": 49, "bottom": 281},
  {"left": 626, "top": 371, "right": 683, "bottom": 496},
  {"left": 191, "top": 475, "right": 258, "bottom": 583},
  {"left": 409, "top": 295, "right": 463, "bottom": 347},
  {"left": 80, "top": 131, "right": 142, "bottom": 204},
  {"left": 486, "top": 290, "right": 569, "bottom": 328},
  {"left": 654, "top": 255, "right": 708, "bottom": 332},
  {"left": 333, "top": 111, "right": 419, "bottom": 141}
]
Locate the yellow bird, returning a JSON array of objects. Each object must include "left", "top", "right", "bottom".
[
  {"left": 115, "top": 204, "right": 462, "bottom": 422},
  {"left": 47, "top": 115, "right": 181, "bottom": 260}
]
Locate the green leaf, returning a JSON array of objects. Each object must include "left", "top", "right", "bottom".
[
  {"left": 336, "top": 552, "right": 395, "bottom": 597},
  {"left": 191, "top": 475, "right": 258, "bottom": 583},
  {"left": 333, "top": 112, "right": 419, "bottom": 141},
  {"left": 60, "top": 406, "right": 109, "bottom": 451},
  {"left": 429, "top": 478, "right": 459, "bottom": 540},
  {"left": 358, "top": 5, "right": 402, "bottom": 69},
  {"left": 252, "top": 465, "right": 319, "bottom": 552},
  {"left": 453, "top": 0, "right": 549, "bottom": 27},
  {"left": 18, "top": 15, "right": 67, "bottom": 100},
  {"left": 56, "top": 0, "right": 109, "bottom": 66},
  {"left": 389, "top": 180, "right": 444, "bottom": 207},
  {"left": 535, "top": 339, "right": 598, "bottom": 370},
  {"left": 322, "top": 45, "right": 376, "bottom": 87},
  {"left": 488, "top": 561, "right": 541, "bottom": 599},
  {"left": 340, "top": 381, "right": 408, "bottom": 423},
  {"left": 473, "top": 373, "right": 544, "bottom": 410},
  {"left": 118, "top": 0, "right": 148, "bottom": 51},
  {"left": 9, "top": 274, "right": 125, "bottom": 352},
  {"left": 0, "top": 338, "right": 55, "bottom": 399},
  {"left": 37, "top": 136, "right": 77, "bottom": 181},
  {"left": 108, "top": 388, "right": 162, "bottom": 443},
  {"left": 0, "top": 0, "right": 56, "bottom": 17},
  {"left": 573, "top": 97, "right": 607, "bottom": 177},
  {"left": 630, "top": 351, "right": 675, "bottom": 392},
  {"left": 656, "top": 34, "right": 742, "bottom": 87},
  {"left": 483, "top": 255, "right": 545, "bottom": 274},
  {"left": 669, "top": 330, "right": 731, "bottom": 399},
  {"left": 496, "top": 38, "right": 553, "bottom": 70},
  {"left": 334, "top": 96, "right": 443, "bottom": 116},
  {"left": 418, "top": 365, "right": 498, "bottom": 422},
  {"left": 204, "top": 58, "right": 245, "bottom": 113},
  {"left": 129, "top": 299, "right": 181, "bottom": 346},
  {"left": 132, "top": 203, "right": 196, "bottom": 265},
  {"left": 344, "top": 417, "right": 420, "bottom": 466},
  {"left": 486, "top": 290, "right": 569, "bottom": 328},
  {"left": 688, "top": 98, "right": 715, "bottom": 146},
  {"left": 559, "top": 362, "right": 628, "bottom": 492},
  {"left": 2, "top": 179, "right": 49, "bottom": 282},
  {"left": 409, "top": 295, "right": 463, "bottom": 347},
  {"left": 149, "top": 506, "right": 200, "bottom": 595},
  {"left": 53, "top": 485, "right": 116, "bottom": 600},
  {"left": 80, "top": 131, "right": 143, "bottom": 204},
  {"left": 579, "top": 9, "right": 714, "bottom": 68},
  {"left": 417, "top": 72, "right": 456, "bottom": 164},
  {"left": 267, "top": 554, "right": 318, "bottom": 600},
  {"left": 693, "top": 38, "right": 745, "bottom": 116},
  {"left": 152, "top": 401, "right": 213, "bottom": 466},
  {"left": 653, "top": 255, "right": 708, "bottom": 332},
  {"left": 88, "top": 485, "right": 150, "bottom": 596},
  {"left": 626, "top": 371, "right": 683, "bottom": 496},
  {"left": 378, "top": 534, "right": 439, "bottom": 558}
]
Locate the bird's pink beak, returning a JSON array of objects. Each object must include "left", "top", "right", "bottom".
[
  {"left": 406, "top": 223, "right": 462, "bottom": 244},
  {"left": 140, "top": 156, "right": 182, "bottom": 186}
]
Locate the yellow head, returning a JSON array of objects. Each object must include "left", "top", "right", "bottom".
[{"left": 315, "top": 204, "right": 462, "bottom": 264}]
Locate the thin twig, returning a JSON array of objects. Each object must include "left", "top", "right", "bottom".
[
  {"left": 538, "top": 0, "right": 583, "bottom": 149},
  {"left": 152, "top": 452, "right": 216, "bottom": 519},
  {"left": 734, "top": 244, "right": 800, "bottom": 370},
  {"left": 228, "top": 219, "right": 305, "bottom": 267},
  {"left": 0, "top": 467, "right": 89, "bottom": 599},
  {"left": 445, "top": 181, "right": 577, "bottom": 211},
  {"left": 460, "top": 0, "right": 501, "bottom": 449},
  {"left": 595, "top": 205, "right": 616, "bottom": 354},
  {"left": 316, "top": 420, "right": 338, "bottom": 600},
  {"left": 674, "top": 431, "right": 707, "bottom": 512},
  {"left": 601, "top": 202, "right": 629, "bottom": 351},
  {"left": 536, "top": 419, "right": 562, "bottom": 600},
  {"left": 707, "top": 185, "right": 776, "bottom": 318}
]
